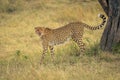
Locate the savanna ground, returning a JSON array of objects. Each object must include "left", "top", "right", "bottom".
[{"left": 0, "top": 0, "right": 120, "bottom": 80}]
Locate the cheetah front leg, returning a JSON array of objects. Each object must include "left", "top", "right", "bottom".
[
  {"left": 40, "top": 47, "right": 47, "bottom": 64},
  {"left": 49, "top": 46, "right": 55, "bottom": 62},
  {"left": 40, "top": 43, "right": 48, "bottom": 64}
]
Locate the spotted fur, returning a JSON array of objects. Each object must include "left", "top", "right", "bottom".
[{"left": 35, "top": 14, "right": 106, "bottom": 64}]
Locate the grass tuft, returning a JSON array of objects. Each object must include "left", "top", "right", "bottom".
[
  {"left": 85, "top": 42, "right": 102, "bottom": 56},
  {"left": 112, "top": 43, "right": 120, "bottom": 54}
]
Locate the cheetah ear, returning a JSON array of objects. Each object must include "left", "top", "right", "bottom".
[
  {"left": 43, "top": 28, "right": 51, "bottom": 34},
  {"left": 34, "top": 27, "right": 37, "bottom": 30},
  {"left": 34, "top": 27, "right": 40, "bottom": 30},
  {"left": 45, "top": 28, "right": 51, "bottom": 31}
]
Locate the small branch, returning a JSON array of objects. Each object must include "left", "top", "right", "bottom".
[{"left": 98, "top": 0, "right": 109, "bottom": 16}]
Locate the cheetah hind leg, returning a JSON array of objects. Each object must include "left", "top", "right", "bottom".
[
  {"left": 72, "top": 37, "right": 85, "bottom": 56},
  {"left": 76, "top": 41, "right": 85, "bottom": 56}
]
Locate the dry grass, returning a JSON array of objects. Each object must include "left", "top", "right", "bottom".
[
  {"left": 0, "top": 0, "right": 120, "bottom": 80},
  {"left": 1, "top": 53, "right": 120, "bottom": 80}
]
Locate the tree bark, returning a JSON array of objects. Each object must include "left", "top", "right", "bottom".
[{"left": 98, "top": 0, "right": 120, "bottom": 51}]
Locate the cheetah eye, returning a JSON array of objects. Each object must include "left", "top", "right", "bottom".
[
  {"left": 36, "top": 30, "right": 42, "bottom": 35},
  {"left": 36, "top": 29, "right": 39, "bottom": 31}
]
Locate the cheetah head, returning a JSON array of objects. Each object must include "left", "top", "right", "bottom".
[{"left": 34, "top": 27, "right": 51, "bottom": 37}]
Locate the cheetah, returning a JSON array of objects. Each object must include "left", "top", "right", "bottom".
[{"left": 35, "top": 14, "right": 106, "bottom": 64}]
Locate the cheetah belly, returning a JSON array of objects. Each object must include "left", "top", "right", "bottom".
[{"left": 49, "top": 36, "right": 71, "bottom": 46}]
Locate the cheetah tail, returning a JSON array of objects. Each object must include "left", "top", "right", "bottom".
[{"left": 84, "top": 14, "right": 106, "bottom": 30}]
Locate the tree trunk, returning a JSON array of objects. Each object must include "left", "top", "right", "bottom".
[{"left": 98, "top": 0, "right": 120, "bottom": 51}]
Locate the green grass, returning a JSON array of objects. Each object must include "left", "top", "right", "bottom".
[{"left": 0, "top": 0, "right": 120, "bottom": 80}]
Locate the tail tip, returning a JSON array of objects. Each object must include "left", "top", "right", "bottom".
[
  {"left": 98, "top": 14, "right": 101, "bottom": 17},
  {"left": 98, "top": 14, "right": 104, "bottom": 18}
]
